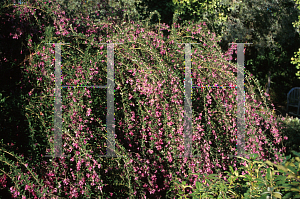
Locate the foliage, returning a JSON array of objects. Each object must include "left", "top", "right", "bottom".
[
  {"left": 291, "top": 0, "right": 300, "bottom": 80},
  {"left": 130, "top": 0, "right": 176, "bottom": 27},
  {"left": 171, "top": 0, "right": 233, "bottom": 43},
  {"left": 171, "top": 151, "right": 300, "bottom": 199},
  {"left": 0, "top": 0, "right": 291, "bottom": 198},
  {"left": 162, "top": 0, "right": 300, "bottom": 105},
  {"left": 218, "top": 0, "right": 300, "bottom": 104},
  {"left": 276, "top": 115, "right": 300, "bottom": 158}
]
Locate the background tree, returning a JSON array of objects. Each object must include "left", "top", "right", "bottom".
[
  {"left": 171, "top": 0, "right": 234, "bottom": 42},
  {"left": 220, "top": 0, "right": 300, "bottom": 110},
  {"left": 168, "top": 0, "right": 300, "bottom": 112},
  {"left": 291, "top": 0, "right": 300, "bottom": 80}
]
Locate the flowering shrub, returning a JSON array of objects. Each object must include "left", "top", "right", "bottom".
[{"left": 0, "top": 0, "right": 289, "bottom": 198}]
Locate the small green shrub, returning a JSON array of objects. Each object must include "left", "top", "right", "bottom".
[
  {"left": 171, "top": 151, "right": 300, "bottom": 199},
  {"left": 276, "top": 115, "right": 300, "bottom": 157},
  {"left": 264, "top": 150, "right": 300, "bottom": 199}
]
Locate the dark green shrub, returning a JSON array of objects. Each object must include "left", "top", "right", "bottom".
[
  {"left": 171, "top": 151, "right": 300, "bottom": 199},
  {"left": 276, "top": 116, "right": 300, "bottom": 158}
]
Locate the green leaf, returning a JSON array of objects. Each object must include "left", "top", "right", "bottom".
[
  {"left": 282, "top": 192, "right": 293, "bottom": 199},
  {"left": 266, "top": 167, "right": 271, "bottom": 181},
  {"left": 273, "top": 192, "right": 282, "bottom": 199},
  {"left": 291, "top": 151, "right": 300, "bottom": 158},
  {"left": 287, "top": 165, "right": 297, "bottom": 174},
  {"left": 232, "top": 176, "right": 239, "bottom": 182},
  {"left": 244, "top": 174, "right": 252, "bottom": 181},
  {"left": 196, "top": 181, "right": 201, "bottom": 190},
  {"left": 293, "top": 194, "right": 300, "bottom": 199},
  {"left": 290, "top": 188, "right": 300, "bottom": 192}
]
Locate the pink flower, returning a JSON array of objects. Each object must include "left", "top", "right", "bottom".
[
  {"left": 25, "top": 184, "right": 30, "bottom": 191},
  {"left": 73, "top": 142, "right": 79, "bottom": 149}
]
